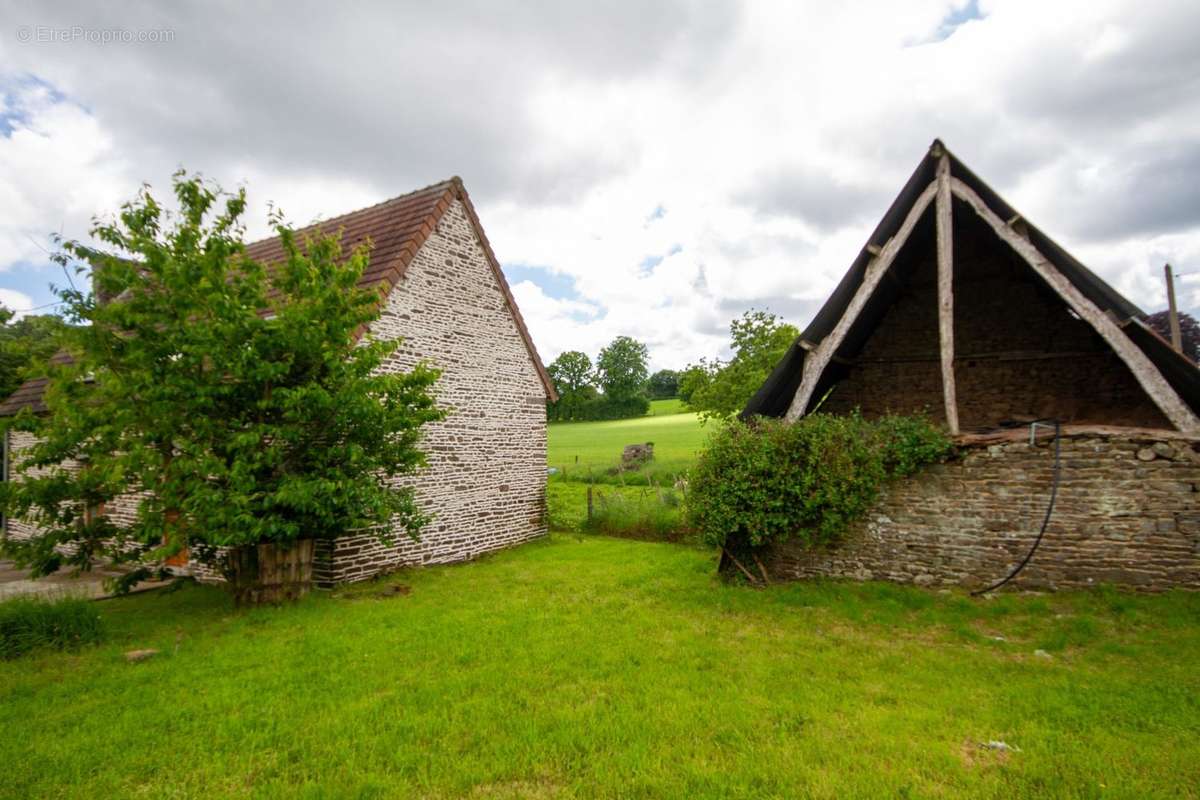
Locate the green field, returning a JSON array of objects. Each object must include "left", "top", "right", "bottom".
[
  {"left": 547, "top": 406, "right": 708, "bottom": 478},
  {"left": 2, "top": 536, "right": 1197, "bottom": 798},
  {"left": 645, "top": 397, "right": 686, "bottom": 416}
]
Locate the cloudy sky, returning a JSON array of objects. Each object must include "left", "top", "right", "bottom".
[{"left": 1, "top": 0, "right": 1198, "bottom": 370}]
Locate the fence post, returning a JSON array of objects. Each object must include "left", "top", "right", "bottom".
[{"left": 586, "top": 485, "right": 593, "bottom": 523}]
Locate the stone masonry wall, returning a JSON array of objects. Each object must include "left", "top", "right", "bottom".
[
  {"left": 767, "top": 432, "right": 1200, "bottom": 591},
  {"left": 314, "top": 199, "right": 548, "bottom": 585},
  {"left": 4, "top": 429, "right": 147, "bottom": 557},
  {"left": 821, "top": 210, "right": 1169, "bottom": 429},
  {"left": 5, "top": 430, "right": 54, "bottom": 543}
]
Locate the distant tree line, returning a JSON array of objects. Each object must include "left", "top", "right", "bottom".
[
  {"left": 547, "top": 336, "right": 653, "bottom": 421},
  {"left": 545, "top": 309, "right": 798, "bottom": 423}
]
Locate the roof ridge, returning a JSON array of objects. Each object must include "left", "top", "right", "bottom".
[{"left": 244, "top": 176, "right": 460, "bottom": 249}]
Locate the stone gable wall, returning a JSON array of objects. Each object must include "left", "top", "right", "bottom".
[
  {"left": 5, "top": 430, "right": 56, "bottom": 543},
  {"left": 766, "top": 433, "right": 1200, "bottom": 591},
  {"left": 314, "top": 199, "right": 548, "bottom": 584}
]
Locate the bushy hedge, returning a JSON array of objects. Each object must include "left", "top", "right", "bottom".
[
  {"left": 0, "top": 596, "right": 105, "bottom": 659},
  {"left": 548, "top": 395, "right": 650, "bottom": 422},
  {"left": 687, "top": 413, "right": 953, "bottom": 551}
]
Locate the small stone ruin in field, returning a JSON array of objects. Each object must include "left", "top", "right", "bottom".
[{"left": 621, "top": 442, "right": 654, "bottom": 469}]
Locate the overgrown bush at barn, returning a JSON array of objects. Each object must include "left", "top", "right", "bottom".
[{"left": 688, "top": 413, "right": 953, "bottom": 562}]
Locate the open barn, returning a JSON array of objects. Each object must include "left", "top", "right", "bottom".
[{"left": 744, "top": 140, "right": 1200, "bottom": 591}]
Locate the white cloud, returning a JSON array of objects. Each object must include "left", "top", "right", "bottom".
[
  {"left": 0, "top": 287, "right": 33, "bottom": 317},
  {"left": 0, "top": 79, "right": 132, "bottom": 268},
  {"left": 1, "top": 0, "right": 1198, "bottom": 370}
]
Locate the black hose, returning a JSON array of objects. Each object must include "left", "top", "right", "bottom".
[{"left": 971, "top": 419, "right": 1062, "bottom": 596}]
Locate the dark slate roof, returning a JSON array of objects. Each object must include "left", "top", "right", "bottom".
[
  {"left": 743, "top": 139, "right": 1200, "bottom": 419},
  {"left": 0, "top": 178, "right": 557, "bottom": 416}
]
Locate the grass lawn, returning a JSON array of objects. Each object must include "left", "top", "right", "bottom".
[
  {"left": 2, "top": 536, "right": 1198, "bottom": 798},
  {"left": 547, "top": 410, "right": 708, "bottom": 477}
]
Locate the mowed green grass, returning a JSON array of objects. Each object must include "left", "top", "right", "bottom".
[
  {"left": 645, "top": 397, "right": 686, "bottom": 416},
  {"left": 1, "top": 536, "right": 1198, "bottom": 799},
  {"left": 548, "top": 406, "right": 709, "bottom": 476}
]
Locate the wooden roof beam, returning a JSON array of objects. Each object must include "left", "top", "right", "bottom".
[
  {"left": 935, "top": 154, "right": 959, "bottom": 434},
  {"left": 784, "top": 180, "right": 938, "bottom": 422},
  {"left": 950, "top": 176, "right": 1200, "bottom": 434}
]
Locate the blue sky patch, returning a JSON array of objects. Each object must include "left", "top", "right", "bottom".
[
  {"left": 0, "top": 74, "right": 68, "bottom": 137},
  {"left": 929, "top": 0, "right": 984, "bottom": 42},
  {"left": 0, "top": 258, "right": 72, "bottom": 312},
  {"left": 907, "top": 0, "right": 985, "bottom": 46},
  {"left": 502, "top": 263, "right": 582, "bottom": 301},
  {"left": 638, "top": 243, "right": 682, "bottom": 275}
]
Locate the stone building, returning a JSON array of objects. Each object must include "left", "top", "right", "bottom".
[
  {"left": 744, "top": 140, "right": 1200, "bottom": 591},
  {"left": 0, "top": 178, "right": 557, "bottom": 585}
]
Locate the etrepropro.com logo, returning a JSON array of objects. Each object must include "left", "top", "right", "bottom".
[{"left": 15, "top": 25, "right": 175, "bottom": 44}]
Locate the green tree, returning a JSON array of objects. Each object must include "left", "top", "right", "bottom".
[
  {"left": 677, "top": 363, "right": 711, "bottom": 403},
  {"left": 547, "top": 350, "right": 594, "bottom": 420},
  {"left": 547, "top": 350, "right": 593, "bottom": 395},
  {"left": 595, "top": 335, "right": 649, "bottom": 401},
  {"left": 646, "top": 368, "right": 680, "bottom": 399},
  {"left": 685, "top": 310, "right": 799, "bottom": 420},
  {"left": 0, "top": 308, "right": 70, "bottom": 399},
  {"left": 0, "top": 172, "right": 444, "bottom": 590}
]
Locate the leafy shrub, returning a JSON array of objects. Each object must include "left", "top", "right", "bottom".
[
  {"left": 583, "top": 488, "right": 690, "bottom": 542},
  {"left": 0, "top": 596, "right": 105, "bottom": 659},
  {"left": 874, "top": 414, "right": 958, "bottom": 477},
  {"left": 688, "top": 413, "right": 953, "bottom": 551}
]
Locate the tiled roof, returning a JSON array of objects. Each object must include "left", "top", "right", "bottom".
[
  {"left": 0, "top": 178, "right": 556, "bottom": 416},
  {"left": 244, "top": 178, "right": 456, "bottom": 294}
]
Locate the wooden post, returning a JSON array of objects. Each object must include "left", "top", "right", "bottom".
[
  {"left": 935, "top": 153, "right": 959, "bottom": 434},
  {"left": 228, "top": 539, "right": 314, "bottom": 606},
  {"left": 586, "top": 485, "right": 593, "bottom": 523},
  {"left": 1165, "top": 263, "right": 1183, "bottom": 354}
]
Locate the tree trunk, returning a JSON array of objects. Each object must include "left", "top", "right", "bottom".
[{"left": 227, "top": 539, "right": 315, "bottom": 606}]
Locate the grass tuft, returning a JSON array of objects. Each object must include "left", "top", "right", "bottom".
[
  {"left": 0, "top": 595, "right": 105, "bottom": 659},
  {"left": 582, "top": 487, "right": 690, "bottom": 542}
]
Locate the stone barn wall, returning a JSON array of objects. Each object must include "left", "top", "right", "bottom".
[
  {"left": 766, "top": 431, "right": 1200, "bottom": 592},
  {"left": 4, "top": 430, "right": 148, "bottom": 558},
  {"left": 821, "top": 206, "right": 1169, "bottom": 429},
  {"left": 313, "top": 199, "right": 548, "bottom": 585}
]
